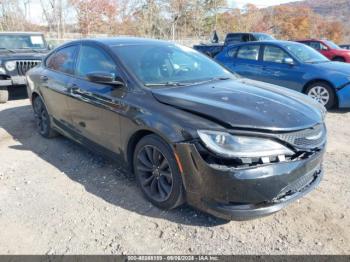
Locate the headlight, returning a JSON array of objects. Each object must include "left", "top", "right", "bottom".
[
  {"left": 198, "top": 130, "right": 294, "bottom": 158},
  {"left": 5, "top": 61, "right": 16, "bottom": 71}
]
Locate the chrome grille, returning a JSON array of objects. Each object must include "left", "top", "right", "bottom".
[
  {"left": 16, "top": 60, "right": 41, "bottom": 76},
  {"left": 277, "top": 124, "right": 326, "bottom": 149}
]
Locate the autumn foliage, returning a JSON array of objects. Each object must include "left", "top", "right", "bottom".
[{"left": 0, "top": 0, "right": 346, "bottom": 44}]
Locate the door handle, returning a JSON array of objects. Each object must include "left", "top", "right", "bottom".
[{"left": 40, "top": 75, "right": 48, "bottom": 82}]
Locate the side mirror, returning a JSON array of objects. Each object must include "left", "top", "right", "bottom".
[
  {"left": 48, "top": 44, "right": 54, "bottom": 50},
  {"left": 283, "top": 58, "right": 294, "bottom": 65},
  {"left": 86, "top": 72, "right": 125, "bottom": 87}
]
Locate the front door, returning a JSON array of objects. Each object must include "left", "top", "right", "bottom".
[
  {"left": 308, "top": 41, "right": 331, "bottom": 60},
  {"left": 66, "top": 43, "right": 126, "bottom": 155},
  {"left": 259, "top": 45, "right": 305, "bottom": 92}
]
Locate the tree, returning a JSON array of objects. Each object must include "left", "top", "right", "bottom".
[{"left": 69, "top": 0, "right": 117, "bottom": 36}]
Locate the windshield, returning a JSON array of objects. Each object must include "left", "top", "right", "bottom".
[
  {"left": 325, "top": 40, "right": 340, "bottom": 50},
  {"left": 112, "top": 44, "right": 233, "bottom": 87},
  {"left": 284, "top": 42, "right": 329, "bottom": 63},
  {"left": 0, "top": 34, "right": 46, "bottom": 50},
  {"left": 254, "top": 33, "right": 275, "bottom": 41}
]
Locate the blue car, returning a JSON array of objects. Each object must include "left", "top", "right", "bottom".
[{"left": 215, "top": 40, "right": 350, "bottom": 109}]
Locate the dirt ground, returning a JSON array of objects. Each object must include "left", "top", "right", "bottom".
[{"left": 0, "top": 89, "right": 349, "bottom": 254}]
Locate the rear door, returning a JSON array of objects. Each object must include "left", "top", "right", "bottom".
[
  {"left": 39, "top": 44, "right": 78, "bottom": 126},
  {"left": 66, "top": 43, "right": 125, "bottom": 155},
  {"left": 230, "top": 44, "right": 263, "bottom": 81},
  {"left": 259, "top": 44, "right": 304, "bottom": 91}
]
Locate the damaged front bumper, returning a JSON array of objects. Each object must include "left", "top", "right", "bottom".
[{"left": 175, "top": 143, "right": 324, "bottom": 220}]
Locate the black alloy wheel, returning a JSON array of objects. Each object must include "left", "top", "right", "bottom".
[
  {"left": 137, "top": 145, "right": 173, "bottom": 202},
  {"left": 33, "top": 97, "right": 57, "bottom": 138},
  {"left": 133, "top": 135, "right": 184, "bottom": 209}
]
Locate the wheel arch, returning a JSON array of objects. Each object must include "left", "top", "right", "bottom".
[
  {"left": 31, "top": 91, "right": 40, "bottom": 102},
  {"left": 126, "top": 129, "right": 176, "bottom": 173},
  {"left": 302, "top": 79, "right": 338, "bottom": 107},
  {"left": 332, "top": 56, "right": 345, "bottom": 62}
]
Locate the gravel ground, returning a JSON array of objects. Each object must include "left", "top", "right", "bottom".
[{"left": 0, "top": 91, "right": 349, "bottom": 254}]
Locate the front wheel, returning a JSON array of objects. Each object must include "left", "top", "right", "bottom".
[
  {"left": 133, "top": 134, "right": 185, "bottom": 210},
  {"left": 0, "top": 87, "right": 9, "bottom": 103},
  {"left": 306, "top": 82, "right": 335, "bottom": 110}
]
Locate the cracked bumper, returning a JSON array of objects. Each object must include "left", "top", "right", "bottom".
[{"left": 175, "top": 143, "right": 324, "bottom": 220}]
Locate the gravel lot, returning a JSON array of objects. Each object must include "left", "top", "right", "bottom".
[{"left": 0, "top": 89, "right": 349, "bottom": 254}]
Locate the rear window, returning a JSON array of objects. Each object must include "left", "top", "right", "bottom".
[
  {"left": 253, "top": 34, "right": 275, "bottom": 41},
  {"left": 225, "top": 34, "right": 250, "bottom": 44}
]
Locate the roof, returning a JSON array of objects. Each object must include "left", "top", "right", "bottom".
[
  {"left": 296, "top": 39, "right": 329, "bottom": 42},
  {"left": 80, "top": 37, "right": 174, "bottom": 47},
  {"left": 228, "top": 40, "right": 296, "bottom": 46}
]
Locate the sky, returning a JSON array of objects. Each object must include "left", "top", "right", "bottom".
[{"left": 28, "top": 0, "right": 301, "bottom": 24}]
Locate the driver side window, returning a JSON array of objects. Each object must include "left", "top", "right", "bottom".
[
  {"left": 76, "top": 45, "right": 117, "bottom": 79},
  {"left": 263, "top": 45, "right": 291, "bottom": 63},
  {"left": 309, "top": 42, "right": 321, "bottom": 50}
]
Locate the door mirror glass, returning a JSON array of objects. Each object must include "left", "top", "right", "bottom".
[
  {"left": 86, "top": 72, "right": 125, "bottom": 86},
  {"left": 283, "top": 57, "right": 294, "bottom": 65}
]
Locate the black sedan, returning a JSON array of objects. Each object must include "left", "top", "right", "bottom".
[{"left": 26, "top": 37, "right": 327, "bottom": 220}]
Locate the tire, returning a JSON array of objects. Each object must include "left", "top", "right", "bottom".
[
  {"left": 0, "top": 87, "right": 9, "bottom": 103},
  {"left": 305, "top": 82, "right": 335, "bottom": 110},
  {"left": 332, "top": 57, "right": 345, "bottom": 62},
  {"left": 32, "top": 96, "right": 58, "bottom": 138},
  {"left": 133, "top": 134, "right": 185, "bottom": 210}
]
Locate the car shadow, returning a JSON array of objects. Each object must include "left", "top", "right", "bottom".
[
  {"left": 8, "top": 85, "right": 28, "bottom": 101},
  {"left": 0, "top": 103, "right": 227, "bottom": 227},
  {"left": 328, "top": 108, "right": 350, "bottom": 114}
]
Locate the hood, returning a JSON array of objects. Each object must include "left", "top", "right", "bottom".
[
  {"left": 152, "top": 79, "right": 324, "bottom": 132},
  {"left": 0, "top": 50, "right": 48, "bottom": 61},
  {"left": 312, "top": 61, "right": 350, "bottom": 75}
]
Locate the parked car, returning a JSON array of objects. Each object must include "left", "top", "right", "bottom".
[
  {"left": 215, "top": 40, "right": 350, "bottom": 109},
  {"left": 26, "top": 38, "right": 326, "bottom": 220},
  {"left": 340, "top": 44, "right": 350, "bottom": 50},
  {"left": 193, "top": 32, "right": 275, "bottom": 57},
  {"left": 297, "top": 39, "right": 350, "bottom": 63},
  {"left": 0, "top": 32, "right": 51, "bottom": 103}
]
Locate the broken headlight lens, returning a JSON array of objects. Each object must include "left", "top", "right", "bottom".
[{"left": 198, "top": 130, "right": 294, "bottom": 158}]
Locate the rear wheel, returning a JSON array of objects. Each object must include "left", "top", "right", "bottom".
[
  {"left": 0, "top": 87, "right": 9, "bottom": 103},
  {"left": 133, "top": 134, "right": 184, "bottom": 209},
  {"left": 33, "top": 96, "right": 58, "bottom": 138},
  {"left": 306, "top": 82, "right": 335, "bottom": 110}
]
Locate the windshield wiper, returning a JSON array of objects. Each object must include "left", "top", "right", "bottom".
[
  {"left": 194, "top": 77, "right": 232, "bottom": 85},
  {"left": 0, "top": 48, "right": 15, "bottom": 53},
  {"left": 20, "top": 47, "right": 41, "bottom": 53},
  {"left": 144, "top": 81, "right": 187, "bottom": 87}
]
